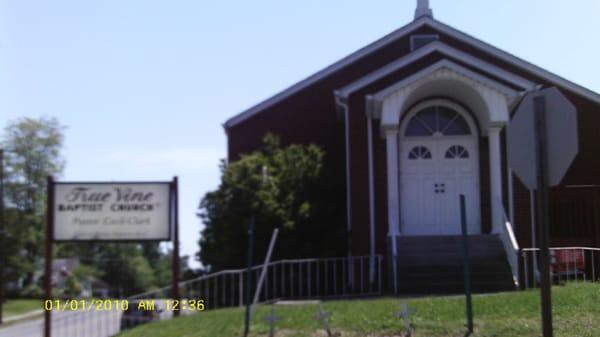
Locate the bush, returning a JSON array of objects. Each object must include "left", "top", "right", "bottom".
[{"left": 20, "top": 284, "right": 44, "bottom": 299}]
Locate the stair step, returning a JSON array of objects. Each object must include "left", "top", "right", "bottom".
[
  {"left": 394, "top": 235, "right": 515, "bottom": 294},
  {"left": 397, "top": 283, "right": 515, "bottom": 295},
  {"left": 397, "top": 263, "right": 510, "bottom": 272},
  {"left": 397, "top": 257, "right": 507, "bottom": 266}
]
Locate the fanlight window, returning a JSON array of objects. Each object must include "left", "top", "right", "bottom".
[
  {"left": 405, "top": 106, "right": 471, "bottom": 137},
  {"left": 445, "top": 145, "right": 470, "bottom": 159},
  {"left": 408, "top": 146, "right": 432, "bottom": 160}
]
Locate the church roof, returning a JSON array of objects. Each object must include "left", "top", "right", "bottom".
[{"left": 224, "top": 16, "right": 600, "bottom": 129}]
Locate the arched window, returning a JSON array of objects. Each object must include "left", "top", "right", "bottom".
[
  {"left": 405, "top": 106, "right": 471, "bottom": 137},
  {"left": 445, "top": 145, "right": 470, "bottom": 159},
  {"left": 408, "top": 146, "right": 432, "bottom": 160}
]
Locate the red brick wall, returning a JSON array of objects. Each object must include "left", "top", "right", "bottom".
[{"left": 226, "top": 22, "right": 600, "bottom": 254}]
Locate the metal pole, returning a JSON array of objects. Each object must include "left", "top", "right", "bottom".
[
  {"left": 172, "top": 177, "right": 181, "bottom": 317},
  {"left": 534, "top": 95, "right": 554, "bottom": 337},
  {"left": 460, "top": 194, "right": 473, "bottom": 333},
  {"left": 252, "top": 229, "right": 279, "bottom": 305},
  {"left": 0, "top": 149, "right": 4, "bottom": 325},
  {"left": 44, "top": 176, "right": 54, "bottom": 337},
  {"left": 243, "top": 216, "right": 255, "bottom": 337}
]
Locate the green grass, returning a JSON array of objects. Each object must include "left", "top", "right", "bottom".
[
  {"left": 3, "top": 299, "right": 42, "bottom": 318},
  {"left": 118, "top": 283, "right": 600, "bottom": 337}
]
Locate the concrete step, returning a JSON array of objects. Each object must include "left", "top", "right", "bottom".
[
  {"left": 394, "top": 235, "right": 515, "bottom": 294},
  {"left": 397, "top": 282, "right": 515, "bottom": 294}
]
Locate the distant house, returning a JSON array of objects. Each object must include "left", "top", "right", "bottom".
[
  {"left": 51, "top": 258, "right": 109, "bottom": 298},
  {"left": 223, "top": 1, "right": 600, "bottom": 293},
  {"left": 52, "top": 258, "right": 80, "bottom": 289}
]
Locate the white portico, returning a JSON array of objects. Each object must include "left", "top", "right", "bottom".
[{"left": 371, "top": 59, "right": 523, "bottom": 238}]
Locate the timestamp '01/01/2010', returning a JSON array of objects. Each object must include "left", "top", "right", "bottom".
[{"left": 43, "top": 299, "right": 206, "bottom": 312}]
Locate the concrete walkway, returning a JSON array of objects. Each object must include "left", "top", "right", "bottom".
[{"left": 3, "top": 310, "right": 44, "bottom": 324}]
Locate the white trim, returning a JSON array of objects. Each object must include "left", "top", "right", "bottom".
[
  {"left": 335, "top": 97, "right": 353, "bottom": 253},
  {"left": 376, "top": 59, "right": 514, "bottom": 135},
  {"left": 489, "top": 126, "right": 504, "bottom": 234},
  {"left": 224, "top": 17, "right": 600, "bottom": 129},
  {"left": 385, "top": 128, "right": 400, "bottom": 293},
  {"left": 398, "top": 99, "right": 479, "bottom": 138},
  {"left": 338, "top": 42, "right": 534, "bottom": 98},
  {"left": 530, "top": 190, "right": 536, "bottom": 249},
  {"left": 223, "top": 17, "right": 431, "bottom": 128},
  {"left": 375, "top": 59, "right": 520, "bottom": 102},
  {"left": 426, "top": 19, "right": 600, "bottom": 104},
  {"left": 410, "top": 34, "right": 439, "bottom": 51},
  {"left": 508, "top": 168, "right": 515, "bottom": 226},
  {"left": 385, "top": 129, "right": 401, "bottom": 237},
  {"left": 366, "top": 106, "right": 376, "bottom": 283},
  {"left": 398, "top": 99, "right": 482, "bottom": 235}
]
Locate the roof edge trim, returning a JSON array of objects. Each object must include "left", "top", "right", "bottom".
[{"left": 225, "top": 17, "right": 600, "bottom": 129}]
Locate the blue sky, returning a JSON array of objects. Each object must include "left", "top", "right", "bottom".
[{"left": 1, "top": 0, "right": 599, "bottom": 269}]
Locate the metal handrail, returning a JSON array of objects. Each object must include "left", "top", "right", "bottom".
[
  {"left": 521, "top": 247, "right": 598, "bottom": 289},
  {"left": 176, "top": 255, "right": 378, "bottom": 286},
  {"left": 497, "top": 199, "right": 520, "bottom": 287},
  {"left": 523, "top": 247, "right": 600, "bottom": 252},
  {"left": 130, "top": 254, "right": 382, "bottom": 301}
]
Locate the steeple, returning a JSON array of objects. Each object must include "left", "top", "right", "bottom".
[{"left": 415, "top": 0, "right": 433, "bottom": 19}]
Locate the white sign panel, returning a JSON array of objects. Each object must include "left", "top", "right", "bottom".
[{"left": 53, "top": 183, "right": 172, "bottom": 241}]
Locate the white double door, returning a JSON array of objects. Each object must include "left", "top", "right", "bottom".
[{"left": 400, "top": 137, "right": 481, "bottom": 236}]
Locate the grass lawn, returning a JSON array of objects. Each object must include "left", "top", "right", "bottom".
[
  {"left": 2, "top": 299, "right": 42, "bottom": 318},
  {"left": 118, "top": 283, "right": 600, "bottom": 337}
]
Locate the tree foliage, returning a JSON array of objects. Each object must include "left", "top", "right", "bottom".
[
  {"left": 198, "top": 134, "right": 346, "bottom": 271},
  {"left": 2, "top": 117, "right": 66, "bottom": 289},
  {"left": 1, "top": 117, "right": 180, "bottom": 297}
]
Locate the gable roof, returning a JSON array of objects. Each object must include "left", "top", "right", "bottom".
[
  {"left": 334, "top": 41, "right": 535, "bottom": 99},
  {"left": 224, "top": 16, "right": 600, "bottom": 129}
]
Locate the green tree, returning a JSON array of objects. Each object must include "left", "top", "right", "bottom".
[
  {"left": 2, "top": 117, "right": 66, "bottom": 288},
  {"left": 198, "top": 134, "right": 345, "bottom": 271},
  {"left": 57, "top": 242, "right": 176, "bottom": 296}
]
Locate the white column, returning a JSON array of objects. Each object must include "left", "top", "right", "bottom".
[
  {"left": 385, "top": 128, "right": 400, "bottom": 294},
  {"left": 366, "top": 111, "right": 376, "bottom": 284},
  {"left": 386, "top": 129, "right": 400, "bottom": 237},
  {"left": 489, "top": 126, "right": 504, "bottom": 233}
]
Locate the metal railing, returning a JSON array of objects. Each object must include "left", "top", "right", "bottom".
[
  {"left": 521, "top": 247, "right": 600, "bottom": 289},
  {"left": 497, "top": 200, "right": 520, "bottom": 287},
  {"left": 171, "top": 255, "right": 384, "bottom": 309},
  {"left": 0, "top": 255, "right": 383, "bottom": 337}
]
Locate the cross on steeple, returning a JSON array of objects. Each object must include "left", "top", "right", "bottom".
[{"left": 415, "top": 0, "right": 433, "bottom": 19}]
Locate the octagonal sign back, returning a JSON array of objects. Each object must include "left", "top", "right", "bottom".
[{"left": 508, "top": 87, "right": 579, "bottom": 189}]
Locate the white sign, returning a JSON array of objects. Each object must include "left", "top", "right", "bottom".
[{"left": 53, "top": 183, "right": 172, "bottom": 241}]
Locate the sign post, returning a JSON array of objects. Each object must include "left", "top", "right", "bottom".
[
  {"left": 534, "top": 96, "right": 553, "bottom": 337},
  {"left": 171, "top": 177, "right": 180, "bottom": 317},
  {"left": 460, "top": 194, "right": 474, "bottom": 334},
  {"left": 508, "top": 86, "right": 578, "bottom": 337},
  {"left": 243, "top": 216, "right": 255, "bottom": 337},
  {"left": 44, "top": 176, "right": 54, "bottom": 337}
]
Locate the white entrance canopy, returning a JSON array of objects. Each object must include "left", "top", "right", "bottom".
[
  {"left": 368, "top": 59, "right": 524, "bottom": 134},
  {"left": 336, "top": 49, "right": 535, "bottom": 241}
]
